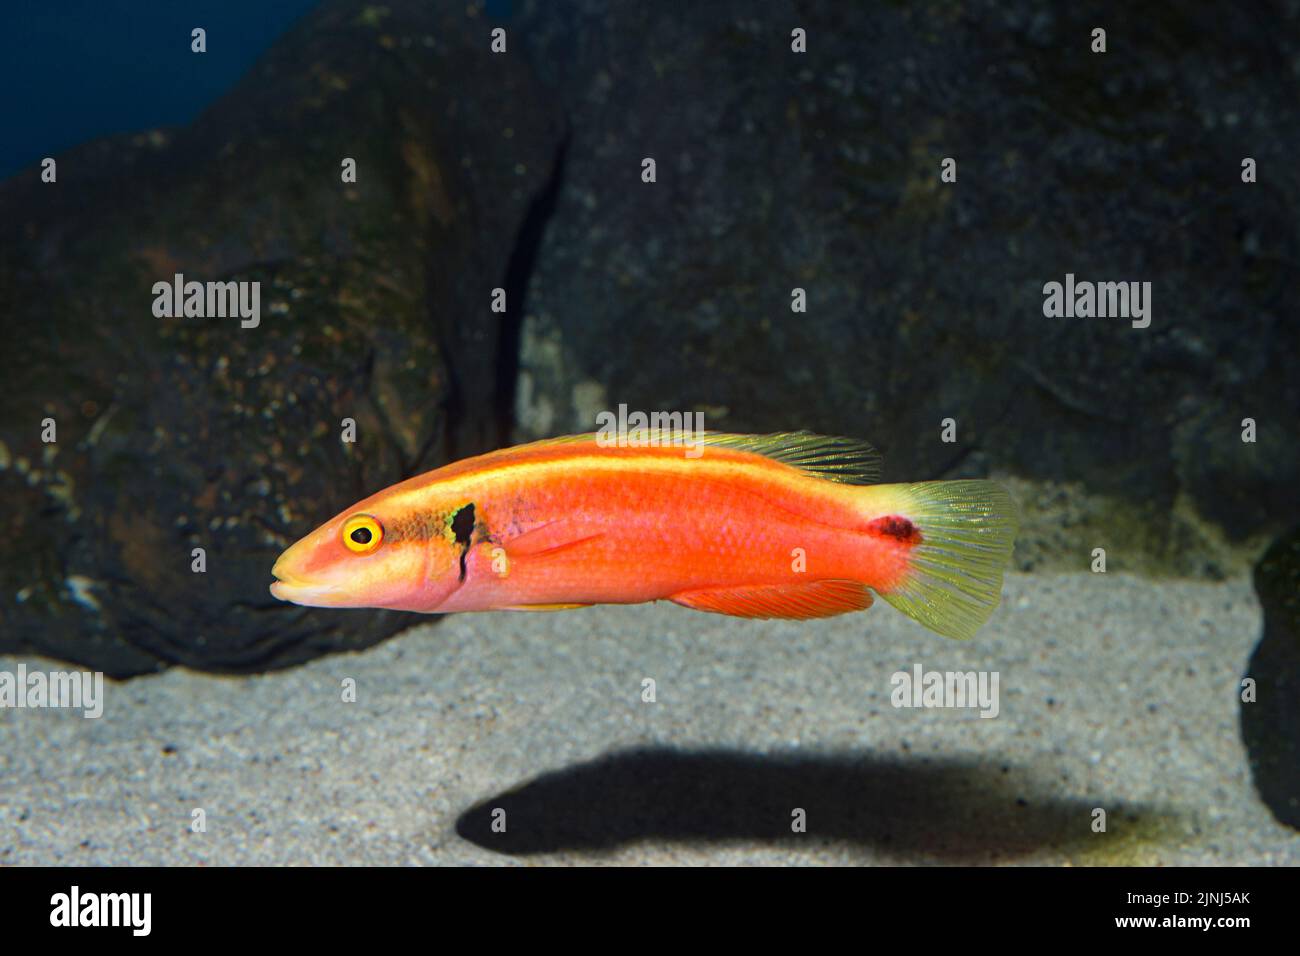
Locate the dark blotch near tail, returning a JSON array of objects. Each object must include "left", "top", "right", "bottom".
[{"left": 868, "top": 514, "right": 922, "bottom": 545}]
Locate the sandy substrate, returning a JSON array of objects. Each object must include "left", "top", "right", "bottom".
[{"left": 1, "top": 572, "right": 1295, "bottom": 865}]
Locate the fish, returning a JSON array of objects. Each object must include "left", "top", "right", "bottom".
[{"left": 269, "top": 431, "right": 1018, "bottom": 639}]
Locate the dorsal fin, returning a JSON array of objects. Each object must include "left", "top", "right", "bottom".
[
  {"left": 692, "top": 431, "right": 882, "bottom": 485},
  {"left": 480, "top": 430, "right": 883, "bottom": 485}
]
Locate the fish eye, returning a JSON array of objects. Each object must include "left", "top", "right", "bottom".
[{"left": 342, "top": 514, "right": 383, "bottom": 554}]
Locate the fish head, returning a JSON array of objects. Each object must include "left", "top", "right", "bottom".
[{"left": 270, "top": 492, "right": 469, "bottom": 612}]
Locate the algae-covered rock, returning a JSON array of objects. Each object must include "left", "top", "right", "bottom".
[
  {"left": 1242, "top": 528, "right": 1300, "bottom": 830},
  {"left": 511, "top": 0, "right": 1298, "bottom": 574},
  {"left": 0, "top": 0, "right": 562, "bottom": 675}
]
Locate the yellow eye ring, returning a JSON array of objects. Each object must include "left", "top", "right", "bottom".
[{"left": 342, "top": 514, "right": 383, "bottom": 554}]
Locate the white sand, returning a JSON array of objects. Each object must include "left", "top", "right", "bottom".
[{"left": 1, "top": 572, "right": 1295, "bottom": 865}]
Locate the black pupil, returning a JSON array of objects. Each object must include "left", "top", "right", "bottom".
[{"left": 351, "top": 527, "right": 373, "bottom": 545}]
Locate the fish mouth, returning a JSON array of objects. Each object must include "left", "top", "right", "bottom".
[{"left": 270, "top": 564, "right": 341, "bottom": 606}]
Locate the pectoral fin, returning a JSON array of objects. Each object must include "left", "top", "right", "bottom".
[
  {"left": 669, "top": 580, "right": 873, "bottom": 620},
  {"left": 503, "top": 519, "right": 605, "bottom": 559}
]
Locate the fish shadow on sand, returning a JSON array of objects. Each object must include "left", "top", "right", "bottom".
[{"left": 455, "top": 747, "right": 1171, "bottom": 862}]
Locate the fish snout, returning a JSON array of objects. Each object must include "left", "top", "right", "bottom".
[{"left": 269, "top": 551, "right": 342, "bottom": 606}]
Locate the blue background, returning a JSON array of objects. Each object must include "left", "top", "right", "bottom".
[{"left": 0, "top": 1, "right": 323, "bottom": 181}]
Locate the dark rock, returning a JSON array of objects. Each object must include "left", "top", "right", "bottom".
[
  {"left": 1242, "top": 528, "right": 1300, "bottom": 830},
  {"left": 0, "top": 0, "right": 563, "bottom": 675},
  {"left": 511, "top": 0, "right": 1299, "bottom": 574}
]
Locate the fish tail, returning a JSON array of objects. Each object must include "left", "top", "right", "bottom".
[{"left": 866, "top": 480, "right": 1019, "bottom": 640}]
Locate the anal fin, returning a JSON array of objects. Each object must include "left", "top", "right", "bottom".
[{"left": 669, "top": 580, "right": 873, "bottom": 620}]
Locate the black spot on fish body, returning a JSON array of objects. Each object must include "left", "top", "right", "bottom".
[
  {"left": 451, "top": 503, "right": 475, "bottom": 546},
  {"left": 451, "top": 503, "right": 476, "bottom": 582}
]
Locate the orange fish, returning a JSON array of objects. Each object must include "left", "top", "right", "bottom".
[{"left": 270, "top": 432, "right": 1018, "bottom": 638}]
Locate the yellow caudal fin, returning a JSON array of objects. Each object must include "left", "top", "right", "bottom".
[{"left": 874, "top": 481, "right": 1018, "bottom": 640}]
